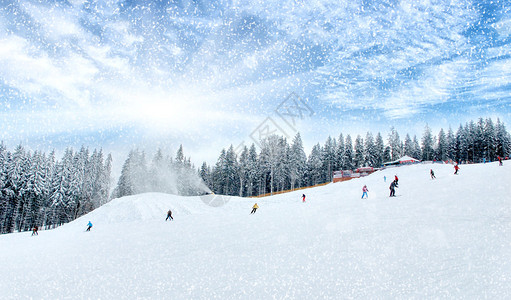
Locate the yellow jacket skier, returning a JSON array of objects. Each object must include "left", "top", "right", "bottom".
[{"left": 250, "top": 203, "right": 259, "bottom": 214}]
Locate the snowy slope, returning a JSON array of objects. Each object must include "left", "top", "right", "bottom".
[{"left": 1, "top": 162, "right": 510, "bottom": 299}]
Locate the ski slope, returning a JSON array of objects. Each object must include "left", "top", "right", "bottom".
[{"left": 1, "top": 162, "right": 510, "bottom": 298}]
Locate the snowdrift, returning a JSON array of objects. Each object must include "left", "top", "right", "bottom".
[{"left": 0, "top": 162, "right": 510, "bottom": 298}]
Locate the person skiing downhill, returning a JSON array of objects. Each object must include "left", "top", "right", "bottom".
[
  {"left": 430, "top": 169, "right": 436, "bottom": 179},
  {"left": 166, "top": 209, "right": 173, "bottom": 221},
  {"left": 389, "top": 180, "right": 397, "bottom": 197},
  {"left": 302, "top": 194, "right": 306, "bottom": 203},
  {"left": 498, "top": 156, "right": 503, "bottom": 166},
  {"left": 361, "top": 185, "right": 369, "bottom": 199},
  {"left": 86, "top": 221, "right": 93, "bottom": 231},
  {"left": 32, "top": 226, "right": 38, "bottom": 236},
  {"left": 454, "top": 164, "right": 460, "bottom": 175},
  {"left": 250, "top": 203, "right": 259, "bottom": 214}
]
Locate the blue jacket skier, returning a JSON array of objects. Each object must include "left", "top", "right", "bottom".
[{"left": 86, "top": 221, "right": 93, "bottom": 231}]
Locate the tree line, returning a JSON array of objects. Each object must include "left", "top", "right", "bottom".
[
  {"left": 200, "top": 117, "right": 511, "bottom": 197},
  {"left": 0, "top": 145, "right": 112, "bottom": 234}
]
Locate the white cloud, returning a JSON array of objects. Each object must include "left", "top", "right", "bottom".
[
  {"left": 20, "top": 2, "right": 82, "bottom": 39},
  {"left": 492, "top": 18, "right": 511, "bottom": 39},
  {"left": 0, "top": 35, "right": 98, "bottom": 107}
]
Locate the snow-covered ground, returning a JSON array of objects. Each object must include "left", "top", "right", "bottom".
[{"left": 1, "top": 162, "right": 510, "bottom": 299}]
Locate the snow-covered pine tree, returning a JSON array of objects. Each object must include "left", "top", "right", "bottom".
[
  {"left": 212, "top": 149, "right": 227, "bottom": 195},
  {"left": 455, "top": 124, "right": 468, "bottom": 163},
  {"left": 100, "top": 153, "right": 112, "bottom": 206},
  {"left": 199, "top": 161, "right": 211, "bottom": 191},
  {"left": 483, "top": 118, "right": 496, "bottom": 161},
  {"left": 364, "top": 132, "right": 378, "bottom": 167},
  {"left": 412, "top": 135, "right": 422, "bottom": 160},
  {"left": 388, "top": 127, "right": 402, "bottom": 160},
  {"left": 421, "top": 125, "right": 434, "bottom": 161},
  {"left": 246, "top": 144, "right": 259, "bottom": 196},
  {"left": 289, "top": 133, "right": 307, "bottom": 190},
  {"left": 383, "top": 145, "right": 392, "bottom": 163},
  {"left": 5, "top": 144, "right": 28, "bottom": 233},
  {"left": 495, "top": 119, "right": 511, "bottom": 158},
  {"left": 374, "top": 132, "right": 385, "bottom": 167},
  {"left": 23, "top": 151, "right": 46, "bottom": 231},
  {"left": 259, "top": 135, "right": 285, "bottom": 195},
  {"left": 354, "top": 135, "right": 364, "bottom": 168},
  {"left": 344, "top": 135, "right": 354, "bottom": 170},
  {"left": 0, "top": 143, "right": 9, "bottom": 233},
  {"left": 322, "top": 136, "right": 336, "bottom": 182},
  {"left": 446, "top": 127, "right": 456, "bottom": 161},
  {"left": 336, "top": 133, "right": 345, "bottom": 170},
  {"left": 275, "top": 138, "right": 290, "bottom": 192},
  {"left": 436, "top": 128, "right": 447, "bottom": 161},
  {"left": 403, "top": 134, "right": 413, "bottom": 157},
  {"left": 223, "top": 145, "right": 239, "bottom": 196},
  {"left": 238, "top": 146, "right": 250, "bottom": 197},
  {"left": 149, "top": 148, "right": 165, "bottom": 193},
  {"left": 112, "top": 150, "right": 135, "bottom": 199},
  {"left": 307, "top": 143, "right": 323, "bottom": 186}
]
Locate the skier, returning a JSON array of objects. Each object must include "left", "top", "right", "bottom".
[
  {"left": 394, "top": 175, "right": 399, "bottom": 186},
  {"left": 250, "top": 203, "right": 259, "bottom": 214},
  {"left": 454, "top": 164, "right": 460, "bottom": 175},
  {"left": 361, "top": 185, "right": 368, "bottom": 199},
  {"left": 389, "top": 180, "right": 397, "bottom": 197},
  {"left": 166, "top": 209, "right": 173, "bottom": 221},
  {"left": 302, "top": 194, "right": 306, "bottom": 203},
  {"left": 430, "top": 169, "right": 436, "bottom": 179},
  {"left": 32, "top": 226, "right": 38, "bottom": 236},
  {"left": 498, "top": 156, "right": 503, "bottom": 166},
  {"left": 86, "top": 221, "right": 93, "bottom": 231},
  {"left": 384, "top": 175, "right": 386, "bottom": 182}
]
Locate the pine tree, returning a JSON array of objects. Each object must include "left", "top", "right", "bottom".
[
  {"left": 199, "top": 162, "right": 211, "bottom": 191},
  {"left": 259, "top": 135, "right": 285, "bottom": 195},
  {"left": 238, "top": 146, "right": 250, "bottom": 197},
  {"left": 289, "top": 133, "right": 307, "bottom": 190},
  {"left": 403, "top": 134, "right": 413, "bottom": 157},
  {"left": 354, "top": 135, "right": 364, "bottom": 168},
  {"left": 455, "top": 125, "right": 468, "bottom": 163},
  {"left": 495, "top": 119, "right": 511, "bottom": 158},
  {"left": 246, "top": 144, "right": 259, "bottom": 196},
  {"left": 483, "top": 118, "right": 496, "bottom": 161},
  {"left": 383, "top": 146, "right": 392, "bottom": 163},
  {"left": 212, "top": 149, "right": 227, "bottom": 195},
  {"left": 412, "top": 135, "right": 422, "bottom": 160},
  {"left": 364, "top": 132, "right": 378, "bottom": 167},
  {"left": 436, "top": 128, "right": 447, "bottom": 161},
  {"left": 322, "top": 136, "right": 336, "bottom": 181},
  {"left": 446, "top": 127, "right": 456, "bottom": 161},
  {"left": 101, "top": 153, "right": 112, "bottom": 206},
  {"left": 388, "top": 127, "right": 402, "bottom": 160},
  {"left": 336, "top": 133, "right": 345, "bottom": 170},
  {"left": 374, "top": 133, "right": 385, "bottom": 167},
  {"left": 421, "top": 125, "right": 435, "bottom": 161},
  {"left": 344, "top": 135, "right": 354, "bottom": 170},
  {"left": 113, "top": 150, "right": 135, "bottom": 199},
  {"left": 307, "top": 144, "right": 323, "bottom": 186}
]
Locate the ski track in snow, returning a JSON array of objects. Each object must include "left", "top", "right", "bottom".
[{"left": 0, "top": 162, "right": 510, "bottom": 299}]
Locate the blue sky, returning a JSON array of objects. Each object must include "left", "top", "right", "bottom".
[{"left": 1, "top": 0, "right": 510, "bottom": 168}]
